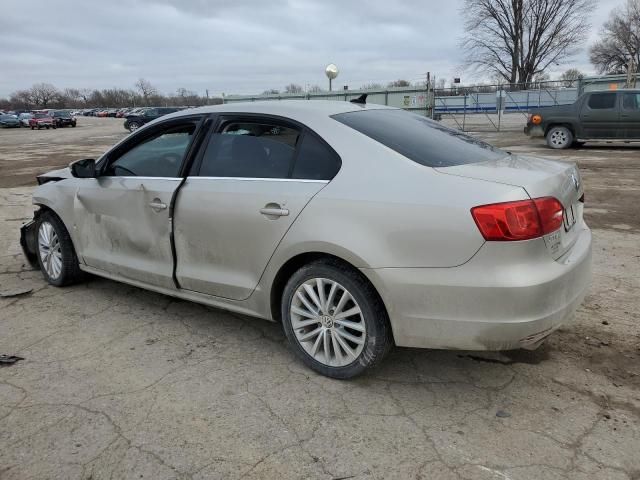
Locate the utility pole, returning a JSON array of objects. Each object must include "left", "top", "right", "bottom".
[{"left": 205, "top": 89, "right": 210, "bottom": 106}]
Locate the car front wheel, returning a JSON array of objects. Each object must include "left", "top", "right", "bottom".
[
  {"left": 36, "top": 211, "right": 83, "bottom": 287},
  {"left": 546, "top": 126, "right": 573, "bottom": 149},
  {"left": 281, "top": 260, "right": 392, "bottom": 379},
  {"left": 128, "top": 122, "right": 140, "bottom": 132}
]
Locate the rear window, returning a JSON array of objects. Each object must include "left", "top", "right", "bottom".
[{"left": 331, "top": 109, "right": 506, "bottom": 168}]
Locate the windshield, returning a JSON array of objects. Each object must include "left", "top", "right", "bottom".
[
  {"left": 0, "top": 114, "right": 17, "bottom": 120},
  {"left": 54, "top": 111, "right": 71, "bottom": 118},
  {"left": 34, "top": 113, "right": 49, "bottom": 119},
  {"left": 332, "top": 109, "right": 507, "bottom": 168}
]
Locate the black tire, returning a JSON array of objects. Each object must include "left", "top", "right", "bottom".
[
  {"left": 281, "top": 259, "right": 392, "bottom": 379},
  {"left": 572, "top": 141, "right": 585, "bottom": 148},
  {"left": 35, "top": 211, "right": 83, "bottom": 287},
  {"left": 31, "top": 126, "right": 35, "bottom": 130},
  {"left": 546, "top": 126, "right": 573, "bottom": 149},
  {"left": 72, "top": 123, "right": 76, "bottom": 127},
  {"left": 128, "top": 121, "right": 140, "bottom": 132}
]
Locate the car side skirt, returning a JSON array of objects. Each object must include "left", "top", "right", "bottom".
[{"left": 80, "top": 264, "right": 271, "bottom": 321}]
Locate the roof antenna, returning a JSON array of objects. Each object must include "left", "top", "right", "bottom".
[{"left": 350, "top": 94, "right": 367, "bottom": 105}]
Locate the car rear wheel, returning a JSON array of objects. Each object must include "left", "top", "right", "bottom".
[
  {"left": 281, "top": 260, "right": 392, "bottom": 379},
  {"left": 546, "top": 126, "right": 573, "bottom": 149},
  {"left": 31, "top": 126, "right": 35, "bottom": 130},
  {"left": 128, "top": 122, "right": 141, "bottom": 132},
  {"left": 36, "top": 211, "right": 83, "bottom": 287}
]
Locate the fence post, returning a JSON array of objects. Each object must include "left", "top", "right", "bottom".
[
  {"left": 385, "top": 90, "right": 389, "bottom": 106},
  {"left": 462, "top": 95, "right": 467, "bottom": 132}
]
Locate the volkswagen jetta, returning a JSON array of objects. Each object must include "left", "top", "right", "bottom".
[{"left": 20, "top": 100, "right": 592, "bottom": 378}]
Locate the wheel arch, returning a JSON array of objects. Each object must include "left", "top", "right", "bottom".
[
  {"left": 32, "top": 202, "right": 82, "bottom": 263},
  {"left": 544, "top": 122, "right": 576, "bottom": 137},
  {"left": 269, "top": 251, "right": 391, "bottom": 332}
]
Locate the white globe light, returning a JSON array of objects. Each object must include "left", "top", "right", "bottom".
[{"left": 325, "top": 64, "right": 339, "bottom": 80}]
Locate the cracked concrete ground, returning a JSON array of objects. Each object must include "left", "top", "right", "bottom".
[{"left": 1, "top": 117, "right": 639, "bottom": 480}]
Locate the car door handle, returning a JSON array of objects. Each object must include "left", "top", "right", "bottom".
[
  {"left": 148, "top": 200, "right": 167, "bottom": 211},
  {"left": 260, "top": 207, "right": 289, "bottom": 217}
]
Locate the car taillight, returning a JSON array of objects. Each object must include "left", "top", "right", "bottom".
[
  {"left": 531, "top": 114, "right": 543, "bottom": 125},
  {"left": 471, "top": 197, "right": 564, "bottom": 241}
]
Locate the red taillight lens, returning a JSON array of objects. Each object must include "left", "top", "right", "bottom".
[
  {"left": 533, "top": 197, "right": 564, "bottom": 234},
  {"left": 471, "top": 197, "right": 564, "bottom": 241}
]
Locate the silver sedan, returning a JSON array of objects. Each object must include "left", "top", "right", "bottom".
[{"left": 20, "top": 100, "right": 592, "bottom": 378}]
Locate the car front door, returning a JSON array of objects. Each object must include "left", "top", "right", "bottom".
[
  {"left": 621, "top": 92, "right": 640, "bottom": 139},
  {"left": 174, "top": 116, "right": 341, "bottom": 300},
  {"left": 579, "top": 92, "right": 620, "bottom": 139},
  {"left": 73, "top": 116, "right": 203, "bottom": 289}
]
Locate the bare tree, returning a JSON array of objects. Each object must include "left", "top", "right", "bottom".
[
  {"left": 135, "top": 78, "right": 157, "bottom": 104},
  {"left": 590, "top": 0, "right": 640, "bottom": 75},
  {"left": 307, "top": 84, "right": 323, "bottom": 93},
  {"left": 559, "top": 68, "right": 585, "bottom": 86},
  {"left": 9, "top": 89, "right": 34, "bottom": 109},
  {"left": 30, "top": 83, "right": 59, "bottom": 107},
  {"left": 361, "top": 82, "right": 384, "bottom": 90},
  {"left": 462, "top": 0, "right": 595, "bottom": 85},
  {"left": 262, "top": 89, "right": 280, "bottom": 95},
  {"left": 387, "top": 79, "right": 411, "bottom": 87},
  {"left": 284, "top": 83, "right": 303, "bottom": 94},
  {"left": 78, "top": 88, "right": 93, "bottom": 105}
]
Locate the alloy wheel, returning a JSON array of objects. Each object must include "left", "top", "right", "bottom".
[
  {"left": 290, "top": 278, "right": 366, "bottom": 367},
  {"left": 38, "top": 221, "right": 63, "bottom": 280},
  {"left": 550, "top": 130, "right": 569, "bottom": 148}
]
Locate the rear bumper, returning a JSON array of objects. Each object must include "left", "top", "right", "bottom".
[
  {"left": 524, "top": 124, "right": 544, "bottom": 137},
  {"left": 363, "top": 226, "right": 592, "bottom": 350}
]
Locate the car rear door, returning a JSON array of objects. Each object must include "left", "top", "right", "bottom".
[
  {"left": 73, "top": 116, "right": 204, "bottom": 289},
  {"left": 620, "top": 92, "right": 640, "bottom": 139},
  {"left": 579, "top": 92, "right": 620, "bottom": 139},
  {"left": 173, "top": 115, "right": 341, "bottom": 300}
]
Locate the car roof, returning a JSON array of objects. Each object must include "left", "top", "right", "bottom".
[{"left": 167, "top": 100, "right": 396, "bottom": 123}]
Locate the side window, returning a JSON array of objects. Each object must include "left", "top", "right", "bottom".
[
  {"left": 292, "top": 134, "right": 341, "bottom": 180},
  {"left": 105, "top": 123, "right": 196, "bottom": 177},
  {"left": 199, "top": 120, "right": 300, "bottom": 178},
  {"left": 587, "top": 93, "right": 616, "bottom": 110},
  {"left": 622, "top": 93, "right": 640, "bottom": 110}
]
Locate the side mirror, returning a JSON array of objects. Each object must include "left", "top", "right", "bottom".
[{"left": 70, "top": 158, "right": 97, "bottom": 178}]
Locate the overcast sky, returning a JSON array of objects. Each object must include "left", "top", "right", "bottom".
[{"left": 0, "top": 0, "right": 625, "bottom": 98}]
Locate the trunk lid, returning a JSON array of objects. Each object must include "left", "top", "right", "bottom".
[{"left": 436, "top": 155, "right": 584, "bottom": 260}]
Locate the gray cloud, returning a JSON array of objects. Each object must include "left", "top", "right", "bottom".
[{"left": 0, "top": 0, "right": 624, "bottom": 97}]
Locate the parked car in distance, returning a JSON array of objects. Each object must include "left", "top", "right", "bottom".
[
  {"left": 18, "top": 113, "right": 33, "bottom": 127},
  {"left": 51, "top": 110, "right": 77, "bottom": 128},
  {"left": 0, "top": 114, "right": 21, "bottom": 128},
  {"left": 123, "top": 107, "right": 179, "bottom": 131},
  {"left": 28, "top": 112, "right": 56, "bottom": 130},
  {"left": 525, "top": 89, "right": 640, "bottom": 149},
  {"left": 21, "top": 100, "right": 592, "bottom": 378}
]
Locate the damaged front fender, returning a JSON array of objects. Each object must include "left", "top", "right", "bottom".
[{"left": 20, "top": 216, "right": 39, "bottom": 269}]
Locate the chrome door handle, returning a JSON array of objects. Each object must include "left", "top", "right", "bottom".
[
  {"left": 149, "top": 200, "right": 167, "bottom": 211},
  {"left": 260, "top": 207, "right": 289, "bottom": 217}
]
